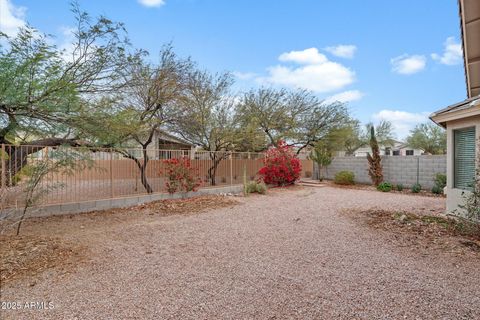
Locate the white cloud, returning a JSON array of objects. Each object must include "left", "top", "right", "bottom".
[
  {"left": 138, "top": 0, "right": 166, "bottom": 7},
  {"left": 372, "top": 109, "right": 430, "bottom": 138},
  {"left": 390, "top": 54, "right": 426, "bottom": 75},
  {"left": 279, "top": 48, "right": 328, "bottom": 65},
  {"left": 324, "top": 90, "right": 364, "bottom": 104},
  {"left": 259, "top": 48, "right": 355, "bottom": 93},
  {"left": 0, "top": 0, "right": 26, "bottom": 37},
  {"left": 431, "top": 37, "right": 463, "bottom": 66},
  {"left": 233, "top": 71, "right": 257, "bottom": 80},
  {"left": 324, "top": 45, "right": 357, "bottom": 59},
  {"left": 58, "top": 26, "right": 77, "bottom": 62}
]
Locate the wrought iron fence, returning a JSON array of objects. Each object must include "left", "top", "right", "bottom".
[{"left": 0, "top": 144, "right": 313, "bottom": 208}]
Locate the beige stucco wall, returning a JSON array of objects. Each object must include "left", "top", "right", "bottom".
[{"left": 445, "top": 115, "right": 480, "bottom": 214}]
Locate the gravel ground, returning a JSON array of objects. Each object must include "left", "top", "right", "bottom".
[{"left": 2, "top": 186, "right": 479, "bottom": 319}]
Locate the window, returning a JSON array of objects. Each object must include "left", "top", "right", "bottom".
[
  {"left": 385, "top": 147, "right": 391, "bottom": 156},
  {"left": 392, "top": 150, "right": 400, "bottom": 156},
  {"left": 406, "top": 150, "right": 414, "bottom": 156},
  {"left": 454, "top": 127, "right": 476, "bottom": 190}
]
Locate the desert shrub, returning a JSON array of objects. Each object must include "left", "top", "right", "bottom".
[
  {"left": 432, "top": 173, "right": 446, "bottom": 194},
  {"left": 334, "top": 171, "right": 355, "bottom": 185},
  {"left": 396, "top": 183, "right": 404, "bottom": 191},
  {"left": 258, "top": 140, "right": 301, "bottom": 186},
  {"left": 434, "top": 173, "right": 447, "bottom": 189},
  {"left": 163, "top": 158, "right": 201, "bottom": 194},
  {"left": 431, "top": 185, "right": 443, "bottom": 195},
  {"left": 411, "top": 183, "right": 422, "bottom": 193},
  {"left": 377, "top": 182, "right": 393, "bottom": 192},
  {"left": 245, "top": 181, "right": 267, "bottom": 195}
]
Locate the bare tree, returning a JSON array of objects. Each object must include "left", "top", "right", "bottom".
[
  {"left": 95, "top": 46, "right": 192, "bottom": 193},
  {"left": 172, "top": 70, "right": 236, "bottom": 185}
]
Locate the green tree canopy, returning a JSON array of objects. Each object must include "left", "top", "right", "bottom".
[
  {"left": 406, "top": 123, "right": 446, "bottom": 155},
  {"left": 236, "top": 88, "right": 351, "bottom": 153}
]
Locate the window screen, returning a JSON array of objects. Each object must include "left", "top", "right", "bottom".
[
  {"left": 454, "top": 127, "right": 476, "bottom": 190},
  {"left": 406, "top": 150, "right": 414, "bottom": 156}
]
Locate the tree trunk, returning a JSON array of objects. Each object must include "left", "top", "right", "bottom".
[
  {"left": 138, "top": 162, "right": 153, "bottom": 193},
  {"left": 137, "top": 149, "right": 153, "bottom": 193},
  {"left": 207, "top": 153, "right": 225, "bottom": 186}
]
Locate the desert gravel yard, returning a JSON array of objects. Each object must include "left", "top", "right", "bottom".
[{"left": 2, "top": 186, "right": 480, "bottom": 319}]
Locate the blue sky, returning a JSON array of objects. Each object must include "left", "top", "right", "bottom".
[{"left": 0, "top": 0, "right": 466, "bottom": 138}]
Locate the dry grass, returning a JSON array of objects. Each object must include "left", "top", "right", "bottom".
[
  {"left": 0, "top": 235, "right": 86, "bottom": 284},
  {"left": 137, "top": 195, "right": 241, "bottom": 216}
]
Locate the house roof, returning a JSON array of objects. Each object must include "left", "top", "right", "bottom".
[
  {"left": 460, "top": 0, "right": 480, "bottom": 98},
  {"left": 430, "top": 95, "right": 480, "bottom": 127},
  {"left": 430, "top": 1, "right": 480, "bottom": 127},
  {"left": 156, "top": 130, "right": 193, "bottom": 146}
]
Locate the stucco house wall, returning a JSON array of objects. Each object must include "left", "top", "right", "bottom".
[{"left": 444, "top": 115, "right": 480, "bottom": 214}]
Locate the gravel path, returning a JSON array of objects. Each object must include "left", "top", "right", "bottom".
[{"left": 2, "top": 186, "right": 479, "bottom": 319}]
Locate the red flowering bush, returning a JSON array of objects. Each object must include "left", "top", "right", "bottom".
[
  {"left": 163, "top": 158, "right": 201, "bottom": 194},
  {"left": 258, "top": 141, "right": 302, "bottom": 186}
]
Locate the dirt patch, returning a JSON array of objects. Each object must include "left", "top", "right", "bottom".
[
  {"left": 267, "top": 184, "right": 305, "bottom": 193},
  {"left": 137, "top": 195, "right": 241, "bottom": 215},
  {"left": 349, "top": 209, "right": 480, "bottom": 256},
  {"left": 0, "top": 235, "right": 86, "bottom": 284}
]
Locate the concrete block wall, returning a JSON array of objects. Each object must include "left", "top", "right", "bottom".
[
  {"left": 14, "top": 185, "right": 244, "bottom": 218},
  {"left": 322, "top": 155, "right": 446, "bottom": 189}
]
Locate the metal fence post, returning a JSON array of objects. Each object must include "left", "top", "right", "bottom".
[
  {"left": 110, "top": 149, "right": 114, "bottom": 198},
  {"left": 229, "top": 152, "right": 233, "bottom": 185},
  {"left": 1, "top": 144, "right": 5, "bottom": 190},
  {"left": 416, "top": 157, "right": 420, "bottom": 185}
]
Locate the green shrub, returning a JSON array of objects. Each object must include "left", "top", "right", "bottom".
[
  {"left": 431, "top": 185, "right": 443, "bottom": 195},
  {"left": 434, "top": 173, "right": 447, "bottom": 189},
  {"left": 411, "top": 183, "right": 422, "bottom": 193},
  {"left": 432, "top": 173, "right": 446, "bottom": 194},
  {"left": 396, "top": 183, "right": 404, "bottom": 191},
  {"left": 334, "top": 171, "right": 355, "bottom": 185},
  {"left": 377, "top": 182, "right": 393, "bottom": 192},
  {"left": 255, "top": 182, "right": 267, "bottom": 194},
  {"left": 245, "top": 181, "right": 267, "bottom": 195}
]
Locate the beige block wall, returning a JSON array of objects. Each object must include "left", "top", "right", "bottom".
[{"left": 445, "top": 115, "right": 480, "bottom": 214}]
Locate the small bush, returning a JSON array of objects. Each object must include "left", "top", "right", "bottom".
[
  {"left": 411, "top": 183, "right": 422, "bottom": 193},
  {"left": 431, "top": 185, "right": 443, "bottom": 195},
  {"left": 255, "top": 182, "right": 267, "bottom": 194},
  {"left": 432, "top": 173, "right": 446, "bottom": 195},
  {"left": 377, "top": 182, "right": 393, "bottom": 192},
  {"left": 304, "top": 171, "right": 312, "bottom": 178},
  {"left": 163, "top": 158, "right": 201, "bottom": 194},
  {"left": 434, "top": 173, "right": 447, "bottom": 189},
  {"left": 245, "top": 181, "right": 267, "bottom": 195},
  {"left": 396, "top": 183, "right": 404, "bottom": 191},
  {"left": 334, "top": 171, "right": 355, "bottom": 185}
]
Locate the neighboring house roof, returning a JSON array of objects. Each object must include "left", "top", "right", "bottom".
[
  {"left": 459, "top": 0, "right": 480, "bottom": 98},
  {"left": 156, "top": 130, "right": 194, "bottom": 147},
  {"left": 354, "top": 143, "right": 423, "bottom": 153},
  {"left": 430, "top": 95, "right": 480, "bottom": 127}
]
